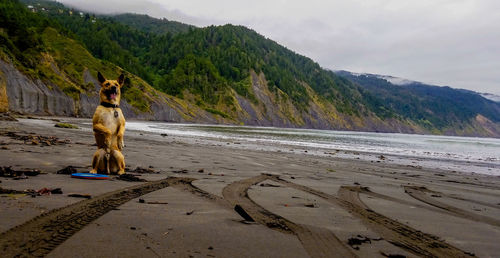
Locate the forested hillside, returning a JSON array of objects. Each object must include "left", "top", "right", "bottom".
[
  {"left": 1, "top": 0, "right": 499, "bottom": 137},
  {"left": 0, "top": 0, "right": 217, "bottom": 122},
  {"left": 336, "top": 71, "right": 500, "bottom": 135},
  {"left": 23, "top": 0, "right": 364, "bottom": 114},
  {"left": 111, "top": 13, "right": 192, "bottom": 35}
]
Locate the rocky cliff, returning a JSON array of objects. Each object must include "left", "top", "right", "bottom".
[
  {"left": 0, "top": 59, "right": 194, "bottom": 121},
  {"left": 0, "top": 58, "right": 420, "bottom": 133}
]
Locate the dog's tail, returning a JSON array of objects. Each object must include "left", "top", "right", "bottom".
[{"left": 105, "top": 152, "right": 110, "bottom": 174}]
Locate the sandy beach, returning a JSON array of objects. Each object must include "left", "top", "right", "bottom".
[{"left": 1, "top": 116, "right": 500, "bottom": 257}]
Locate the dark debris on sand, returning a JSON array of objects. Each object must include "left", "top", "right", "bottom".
[
  {"left": 138, "top": 198, "right": 168, "bottom": 204},
  {"left": 56, "top": 166, "right": 77, "bottom": 175},
  {"left": 68, "top": 193, "right": 91, "bottom": 199},
  {"left": 0, "top": 187, "right": 25, "bottom": 194},
  {"left": 0, "top": 166, "right": 40, "bottom": 178},
  {"left": 347, "top": 235, "right": 383, "bottom": 250},
  {"left": 234, "top": 204, "right": 255, "bottom": 222},
  {"left": 260, "top": 183, "right": 280, "bottom": 187},
  {"left": 172, "top": 169, "right": 188, "bottom": 174},
  {"left": 36, "top": 188, "right": 63, "bottom": 195},
  {"left": 0, "top": 113, "right": 18, "bottom": 121},
  {"left": 0, "top": 187, "right": 62, "bottom": 197},
  {"left": 125, "top": 166, "right": 159, "bottom": 174},
  {"left": 380, "top": 252, "right": 407, "bottom": 258},
  {"left": 117, "top": 174, "right": 146, "bottom": 182},
  {"left": 0, "top": 131, "right": 70, "bottom": 146}
]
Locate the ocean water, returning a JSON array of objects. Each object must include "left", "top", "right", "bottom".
[{"left": 126, "top": 122, "right": 500, "bottom": 176}]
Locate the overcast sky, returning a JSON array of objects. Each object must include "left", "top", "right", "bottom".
[{"left": 58, "top": 0, "right": 500, "bottom": 95}]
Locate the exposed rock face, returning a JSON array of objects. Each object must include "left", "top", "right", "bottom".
[
  {"left": 0, "top": 60, "right": 187, "bottom": 122},
  {"left": 236, "top": 71, "right": 361, "bottom": 130},
  {"left": 1, "top": 60, "right": 75, "bottom": 116},
  {"left": 234, "top": 71, "right": 305, "bottom": 128},
  {"left": 77, "top": 93, "right": 98, "bottom": 118}
]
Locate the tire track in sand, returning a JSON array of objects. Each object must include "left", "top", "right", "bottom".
[
  {"left": 270, "top": 177, "right": 473, "bottom": 258},
  {"left": 0, "top": 179, "right": 171, "bottom": 257},
  {"left": 0, "top": 175, "right": 475, "bottom": 258},
  {"left": 167, "top": 177, "right": 228, "bottom": 206},
  {"left": 351, "top": 186, "right": 500, "bottom": 224},
  {"left": 404, "top": 185, "right": 500, "bottom": 227},
  {"left": 222, "top": 174, "right": 356, "bottom": 258},
  {"left": 338, "top": 186, "right": 473, "bottom": 257}
]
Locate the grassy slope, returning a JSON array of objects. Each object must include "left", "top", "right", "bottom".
[
  {"left": 40, "top": 27, "right": 151, "bottom": 110},
  {"left": 41, "top": 27, "right": 214, "bottom": 119}
]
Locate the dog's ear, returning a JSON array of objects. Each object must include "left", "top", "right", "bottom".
[
  {"left": 97, "top": 72, "right": 106, "bottom": 84},
  {"left": 117, "top": 74, "right": 125, "bottom": 87}
]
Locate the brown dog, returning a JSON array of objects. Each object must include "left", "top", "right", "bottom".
[{"left": 90, "top": 72, "right": 126, "bottom": 175}]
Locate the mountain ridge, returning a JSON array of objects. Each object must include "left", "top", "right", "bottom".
[{"left": 335, "top": 70, "right": 500, "bottom": 136}]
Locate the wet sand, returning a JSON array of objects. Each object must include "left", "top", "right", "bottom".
[{"left": 1, "top": 117, "right": 500, "bottom": 257}]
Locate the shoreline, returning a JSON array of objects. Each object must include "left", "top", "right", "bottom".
[
  {"left": 76, "top": 116, "right": 500, "bottom": 176},
  {"left": 1, "top": 116, "right": 500, "bottom": 257}
]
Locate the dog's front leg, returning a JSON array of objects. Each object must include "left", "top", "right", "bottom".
[
  {"left": 117, "top": 124, "right": 125, "bottom": 151},
  {"left": 93, "top": 123, "right": 112, "bottom": 152}
]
